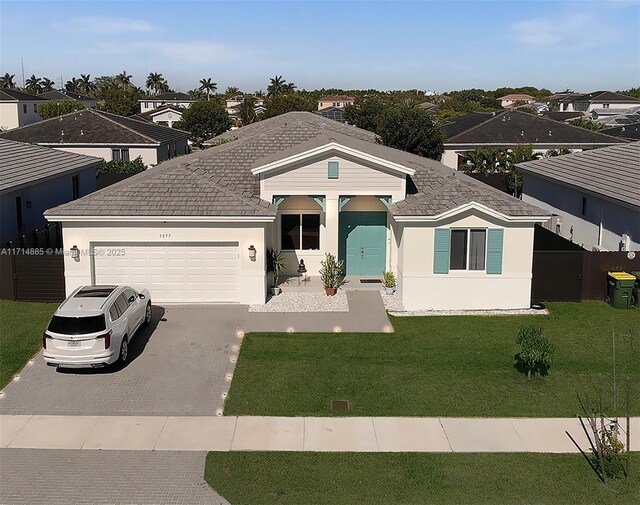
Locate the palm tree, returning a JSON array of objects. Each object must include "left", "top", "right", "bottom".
[
  {"left": 25, "top": 75, "right": 42, "bottom": 94},
  {"left": 65, "top": 77, "right": 81, "bottom": 93},
  {"left": 1, "top": 73, "right": 17, "bottom": 89},
  {"left": 146, "top": 72, "right": 168, "bottom": 95},
  {"left": 267, "top": 75, "right": 296, "bottom": 97},
  {"left": 198, "top": 78, "right": 217, "bottom": 100},
  {"left": 79, "top": 74, "right": 96, "bottom": 95},
  {"left": 224, "top": 86, "right": 241, "bottom": 98},
  {"left": 238, "top": 95, "right": 257, "bottom": 126},
  {"left": 41, "top": 78, "right": 56, "bottom": 92},
  {"left": 115, "top": 71, "right": 132, "bottom": 89}
]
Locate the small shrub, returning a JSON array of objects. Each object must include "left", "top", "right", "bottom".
[
  {"left": 383, "top": 271, "right": 396, "bottom": 288},
  {"left": 515, "top": 325, "right": 554, "bottom": 379},
  {"left": 592, "top": 428, "right": 626, "bottom": 479},
  {"left": 319, "top": 253, "right": 345, "bottom": 290},
  {"left": 95, "top": 156, "right": 146, "bottom": 176}
]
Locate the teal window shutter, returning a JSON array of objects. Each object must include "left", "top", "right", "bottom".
[
  {"left": 433, "top": 228, "right": 451, "bottom": 274},
  {"left": 328, "top": 161, "right": 339, "bottom": 179},
  {"left": 486, "top": 229, "right": 504, "bottom": 274}
]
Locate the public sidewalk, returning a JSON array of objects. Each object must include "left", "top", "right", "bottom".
[{"left": 2, "top": 415, "right": 638, "bottom": 453}]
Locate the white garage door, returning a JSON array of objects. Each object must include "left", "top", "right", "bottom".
[{"left": 93, "top": 242, "right": 239, "bottom": 303}]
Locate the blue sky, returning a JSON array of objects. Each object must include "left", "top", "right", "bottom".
[{"left": 1, "top": 0, "right": 638, "bottom": 93}]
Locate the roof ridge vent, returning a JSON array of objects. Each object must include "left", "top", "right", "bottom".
[
  {"left": 548, "top": 130, "right": 552, "bottom": 136},
  {"left": 520, "top": 130, "right": 524, "bottom": 136}
]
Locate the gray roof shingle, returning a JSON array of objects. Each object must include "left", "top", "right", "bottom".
[
  {"left": 0, "top": 138, "right": 101, "bottom": 194},
  {"left": 517, "top": 142, "right": 640, "bottom": 209},
  {"left": 0, "top": 88, "right": 47, "bottom": 101},
  {"left": 46, "top": 111, "right": 547, "bottom": 219},
  {"left": 0, "top": 109, "right": 189, "bottom": 145}
]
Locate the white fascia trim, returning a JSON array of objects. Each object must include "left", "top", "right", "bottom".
[
  {"left": 44, "top": 215, "right": 276, "bottom": 223},
  {"left": 392, "top": 202, "right": 550, "bottom": 223},
  {"left": 251, "top": 142, "right": 416, "bottom": 176},
  {"left": 38, "top": 143, "right": 161, "bottom": 147}
]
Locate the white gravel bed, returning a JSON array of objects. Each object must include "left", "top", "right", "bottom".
[
  {"left": 249, "top": 291, "right": 349, "bottom": 312},
  {"left": 381, "top": 291, "right": 404, "bottom": 311},
  {"left": 389, "top": 307, "right": 549, "bottom": 317}
]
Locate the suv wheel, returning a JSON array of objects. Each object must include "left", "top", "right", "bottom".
[
  {"left": 118, "top": 336, "right": 129, "bottom": 364},
  {"left": 143, "top": 302, "right": 152, "bottom": 327}
]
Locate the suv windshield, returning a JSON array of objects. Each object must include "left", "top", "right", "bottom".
[{"left": 48, "top": 315, "right": 106, "bottom": 335}]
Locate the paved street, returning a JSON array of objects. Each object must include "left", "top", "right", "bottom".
[
  {"left": 0, "top": 305, "right": 244, "bottom": 416},
  {"left": 0, "top": 449, "right": 229, "bottom": 505}
]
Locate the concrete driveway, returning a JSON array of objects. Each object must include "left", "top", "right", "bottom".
[{"left": 0, "top": 305, "right": 245, "bottom": 416}]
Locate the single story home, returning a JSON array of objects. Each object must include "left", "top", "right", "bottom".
[
  {"left": 440, "top": 110, "right": 627, "bottom": 169},
  {"left": 139, "top": 92, "right": 198, "bottom": 113},
  {"left": 38, "top": 89, "right": 97, "bottom": 109},
  {"left": 518, "top": 142, "right": 639, "bottom": 252},
  {"left": 131, "top": 105, "right": 186, "bottom": 128},
  {"left": 0, "top": 109, "right": 189, "bottom": 167},
  {"left": 0, "top": 138, "right": 100, "bottom": 244},
  {"left": 0, "top": 88, "right": 46, "bottom": 131},
  {"left": 46, "top": 111, "right": 549, "bottom": 310}
]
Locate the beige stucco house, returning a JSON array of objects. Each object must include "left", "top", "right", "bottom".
[
  {"left": 0, "top": 88, "right": 45, "bottom": 131},
  {"left": 0, "top": 108, "right": 189, "bottom": 167},
  {"left": 45, "top": 112, "right": 548, "bottom": 310},
  {"left": 318, "top": 95, "right": 354, "bottom": 111}
]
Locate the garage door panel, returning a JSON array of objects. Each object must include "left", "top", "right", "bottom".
[{"left": 93, "top": 243, "right": 240, "bottom": 303}]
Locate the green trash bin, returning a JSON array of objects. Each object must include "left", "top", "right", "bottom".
[{"left": 607, "top": 272, "right": 635, "bottom": 309}]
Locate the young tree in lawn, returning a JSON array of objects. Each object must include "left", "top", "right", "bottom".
[
  {"left": 37, "top": 100, "right": 85, "bottom": 119},
  {"left": 198, "top": 78, "right": 217, "bottom": 100},
  {"left": 178, "top": 100, "right": 232, "bottom": 146},
  {"left": 377, "top": 107, "right": 445, "bottom": 160}
]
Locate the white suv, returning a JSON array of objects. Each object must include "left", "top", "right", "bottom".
[{"left": 43, "top": 285, "right": 152, "bottom": 368}]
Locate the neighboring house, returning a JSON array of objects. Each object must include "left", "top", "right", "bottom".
[
  {"left": 543, "top": 111, "right": 585, "bottom": 123},
  {"left": 225, "top": 95, "right": 266, "bottom": 121},
  {"left": 440, "top": 110, "right": 627, "bottom": 169},
  {"left": 38, "top": 90, "right": 97, "bottom": 109},
  {"left": 46, "top": 111, "right": 548, "bottom": 311},
  {"left": 0, "top": 138, "right": 100, "bottom": 244},
  {"left": 315, "top": 106, "right": 346, "bottom": 123},
  {"left": 131, "top": 105, "right": 186, "bottom": 128},
  {"left": 590, "top": 105, "right": 640, "bottom": 126},
  {"left": 0, "top": 109, "right": 189, "bottom": 167},
  {"left": 0, "top": 88, "right": 46, "bottom": 131},
  {"left": 498, "top": 94, "right": 535, "bottom": 108},
  {"left": 417, "top": 101, "right": 439, "bottom": 113},
  {"left": 518, "top": 142, "right": 640, "bottom": 252},
  {"left": 557, "top": 91, "right": 640, "bottom": 113},
  {"left": 139, "top": 92, "right": 198, "bottom": 113},
  {"left": 601, "top": 123, "right": 640, "bottom": 141},
  {"left": 317, "top": 95, "right": 354, "bottom": 111}
]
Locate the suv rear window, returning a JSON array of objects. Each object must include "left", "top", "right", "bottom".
[{"left": 48, "top": 315, "right": 106, "bottom": 335}]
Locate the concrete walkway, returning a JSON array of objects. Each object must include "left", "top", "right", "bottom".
[{"left": 2, "top": 415, "right": 638, "bottom": 453}]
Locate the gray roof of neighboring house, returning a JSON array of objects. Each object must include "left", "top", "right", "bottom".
[
  {"left": 559, "top": 91, "right": 640, "bottom": 104},
  {"left": 543, "top": 111, "right": 585, "bottom": 122},
  {"left": 443, "top": 110, "right": 627, "bottom": 146},
  {"left": 0, "top": 138, "right": 101, "bottom": 194},
  {"left": 0, "top": 88, "right": 47, "bottom": 101},
  {"left": 131, "top": 105, "right": 186, "bottom": 123},
  {"left": 517, "top": 142, "right": 640, "bottom": 209},
  {"left": 0, "top": 109, "right": 189, "bottom": 145},
  {"left": 601, "top": 123, "right": 640, "bottom": 140},
  {"left": 46, "top": 111, "right": 547, "bottom": 219},
  {"left": 140, "top": 92, "right": 195, "bottom": 102},
  {"left": 38, "top": 90, "right": 96, "bottom": 102}
]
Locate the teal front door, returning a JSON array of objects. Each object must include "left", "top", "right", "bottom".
[{"left": 339, "top": 211, "right": 387, "bottom": 276}]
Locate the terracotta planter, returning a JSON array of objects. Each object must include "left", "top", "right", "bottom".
[{"left": 325, "top": 287, "right": 337, "bottom": 296}]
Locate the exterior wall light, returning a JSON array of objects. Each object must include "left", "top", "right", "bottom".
[
  {"left": 70, "top": 245, "right": 80, "bottom": 261},
  {"left": 248, "top": 245, "right": 257, "bottom": 261}
]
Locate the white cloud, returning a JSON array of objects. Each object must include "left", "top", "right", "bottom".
[
  {"left": 510, "top": 13, "right": 622, "bottom": 49},
  {"left": 66, "top": 16, "right": 156, "bottom": 34}
]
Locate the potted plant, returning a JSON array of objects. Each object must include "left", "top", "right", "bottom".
[
  {"left": 319, "top": 252, "right": 344, "bottom": 296},
  {"left": 383, "top": 271, "right": 396, "bottom": 295},
  {"left": 267, "top": 249, "right": 286, "bottom": 296}
]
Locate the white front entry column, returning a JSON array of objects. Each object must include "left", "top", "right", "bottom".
[{"left": 325, "top": 196, "right": 339, "bottom": 257}]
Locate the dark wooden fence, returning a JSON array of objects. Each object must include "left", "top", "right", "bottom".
[
  {"left": 1, "top": 223, "right": 66, "bottom": 302},
  {"left": 531, "top": 225, "right": 640, "bottom": 302}
]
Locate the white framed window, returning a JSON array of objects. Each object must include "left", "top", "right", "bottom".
[
  {"left": 112, "top": 148, "right": 130, "bottom": 162},
  {"left": 280, "top": 213, "right": 320, "bottom": 251},
  {"left": 602, "top": 103, "right": 610, "bottom": 109},
  {"left": 450, "top": 229, "right": 486, "bottom": 271}
]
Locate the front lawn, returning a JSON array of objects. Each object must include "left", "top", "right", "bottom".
[
  {"left": 0, "top": 300, "right": 57, "bottom": 388},
  {"left": 205, "top": 452, "right": 639, "bottom": 505},
  {"left": 225, "top": 302, "right": 639, "bottom": 417}
]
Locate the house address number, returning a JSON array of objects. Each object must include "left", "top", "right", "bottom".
[{"left": 160, "top": 233, "right": 171, "bottom": 239}]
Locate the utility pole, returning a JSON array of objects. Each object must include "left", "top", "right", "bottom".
[{"left": 20, "top": 57, "right": 25, "bottom": 88}]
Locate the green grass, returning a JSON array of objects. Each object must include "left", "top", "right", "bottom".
[
  {"left": 225, "top": 302, "right": 639, "bottom": 417},
  {"left": 205, "top": 452, "right": 639, "bottom": 505},
  {"left": 0, "top": 299, "right": 57, "bottom": 388}
]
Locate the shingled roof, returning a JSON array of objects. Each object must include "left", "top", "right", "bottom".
[
  {"left": 0, "top": 88, "right": 47, "bottom": 101},
  {"left": 559, "top": 91, "right": 640, "bottom": 104},
  {"left": 0, "top": 138, "right": 101, "bottom": 194},
  {"left": 38, "top": 90, "right": 95, "bottom": 102},
  {"left": 0, "top": 109, "right": 188, "bottom": 145},
  {"left": 141, "top": 92, "right": 196, "bottom": 102},
  {"left": 517, "top": 142, "right": 640, "bottom": 209},
  {"left": 46, "top": 111, "right": 546, "bottom": 219},
  {"left": 443, "top": 110, "right": 627, "bottom": 146}
]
